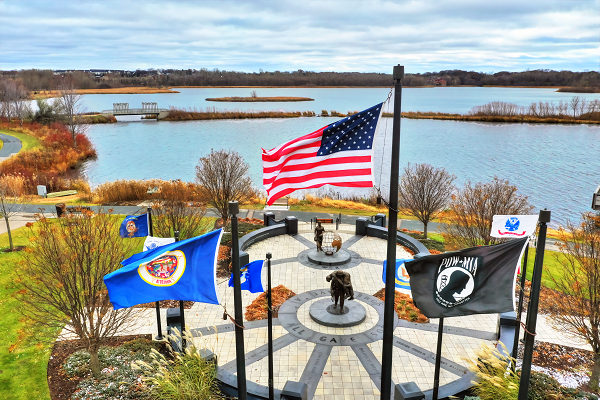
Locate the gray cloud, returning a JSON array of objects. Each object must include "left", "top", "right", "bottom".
[{"left": 0, "top": 0, "right": 598, "bottom": 72}]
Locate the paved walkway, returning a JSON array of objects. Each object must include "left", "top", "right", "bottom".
[
  {"left": 0, "top": 212, "right": 36, "bottom": 236},
  {"left": 0, "top": 132, "right": 22, "bottom": 162},
  {"left": 55, "top": 221, "right": 588, "bottom": 400}
]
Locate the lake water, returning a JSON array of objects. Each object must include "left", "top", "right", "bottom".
[
  {"left": 80, "top": 88, "right": 600, "bottom": 227},
  {"left": 81, "top": 86, "right": 600, "bottom": 115}
]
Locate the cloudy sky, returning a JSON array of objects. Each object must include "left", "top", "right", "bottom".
[{"left": 1, "top": 0, "right": 598, "bottom": 73}]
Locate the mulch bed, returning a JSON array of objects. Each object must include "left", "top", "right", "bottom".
[
  {"left": 245, "top": 285, "right": 296, "bottom": 321},
  {"left": 373, "top": 288, "right": 429, "bottom": 323},
  {"left": 522, "top": 341, "right": 594, "bottom": 372},
  {"left": 135, "top": 300, "right": 194, "bottom": 309},
  {"left": 517, "top": 340, "right": 598, "bottom": 395},
  {"left": 217, "top": 244, "right": 232, "bottom": 278},
  {"left": 47, "top": 334, "right": 151, "bottom": 400}
]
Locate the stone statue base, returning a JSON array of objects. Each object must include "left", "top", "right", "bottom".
[
  {"left": 309, "top": 298, "right": 366, "bottom": 328},
  {"left": 307, "top": 249, "right": 351, "bottom": 266},
  {"left": 326, "top": 304, "right": 349, "bottom": 315}
]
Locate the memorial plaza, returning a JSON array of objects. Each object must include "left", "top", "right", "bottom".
[{"left": 55, "top": 219, "right": 592, "bottom": 400}]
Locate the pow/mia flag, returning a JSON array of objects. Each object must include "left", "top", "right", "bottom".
[{"left": 405, "top": 237, "right": 528, "bottom": 318}]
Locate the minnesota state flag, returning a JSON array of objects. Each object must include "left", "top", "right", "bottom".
[
  {"left": 104, "top": 229, "right": 223, "bottom": 309},
  {"left": 119, "top": 215, "right": 149, "bottom": 238}
]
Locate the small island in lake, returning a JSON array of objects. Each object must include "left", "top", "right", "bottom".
[{"left": 206, "top": 96, "right": 314, "bottom": 102}]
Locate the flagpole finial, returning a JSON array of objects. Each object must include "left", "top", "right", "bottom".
[
  {"left": 266, "top": 252, "right": 272, "bottom": 259},
  {"left": 229, "top": 201, "right": 239, "bottom": 216},
  {"left": 539, "top": 209, "right": 551, "bottom": 223},
  {"left": 393, "top": 65, "right": 404, "bottom": 80}
]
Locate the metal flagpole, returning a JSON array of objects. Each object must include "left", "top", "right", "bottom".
[
  {"left": 148, "top": 207, "right": 164, "bottom": 341},
  {"left": 230, "top": 201, "right": 248, "bottom": 400},
  {"left": 174, "top": 231, "right": 186, "bottom": 349},
  {"left": 512, "top": 240, "right": 530, "bottom": 363},
  {"left": 381, "top": 64, "right": 404, "bottom": 400},
  {"left": 266, "top": 252, "right": 274, "bottom": 400},
  {"left": 518, "top": 209, "right": 550, "bottom": 400},
  {"left": 432, "top": 318, "right": 444, "bottom": 400}
]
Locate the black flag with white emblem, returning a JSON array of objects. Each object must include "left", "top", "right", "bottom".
[{"left": 405, "top": 237, "right": 528, "bottom": 318}]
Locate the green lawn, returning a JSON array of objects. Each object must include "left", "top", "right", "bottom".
[
  {"left": 0, "top": 219, "right": 145, "bottom": 399},
  {"left": 0, "top": 129, "right": 42, "bottom": 152},
  {"left": 0, "top": 215, "right": 218, "bottom": 399},
  {"left": 522, "top": 247, "right": 569, "bottom": 291},
  {"left": 0, "top": 226, "right": 54, "bottom": 399}
]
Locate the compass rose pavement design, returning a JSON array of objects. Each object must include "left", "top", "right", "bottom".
[{"left": 181, "top": 224, "right": 502, "bottom": 400}]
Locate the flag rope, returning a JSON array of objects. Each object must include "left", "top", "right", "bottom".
[
  {"left": 520, "top": 321, "right": 537, "bottom": 336},
  {"left": 221, "top": 305, "right": 245, "bottom": 329},
  {"left": 377, "top": 87, "right": 394, "bottom": 188},
  {"left": 374, "top": 87, "right": 400, "bottom": 213}
]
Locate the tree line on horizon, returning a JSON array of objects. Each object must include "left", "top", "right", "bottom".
[{"left": 1, "top": 68, "right": 599, "bottom": 91}]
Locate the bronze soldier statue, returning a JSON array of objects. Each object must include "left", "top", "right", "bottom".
[
  {"left": 314, "top": 221, "right": 325, "bottom": 252},
  {"left": 326, "top": 270, "right": 354, "bottom": 312}
]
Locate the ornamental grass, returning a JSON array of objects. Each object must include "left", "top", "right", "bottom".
[
  {"left": 466, "top": 342, "right": 520, "bottom": 400},
  {"left": 92, "top": 179, "right": 207, "bottom": 204},
  {"left": 133, "top": 329, "right": 222, "bottom": 400}
]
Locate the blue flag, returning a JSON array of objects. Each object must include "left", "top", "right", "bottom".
[
  {"left": 104, "top": 229, "right": 223, "bottom": 309},
  {"left": 119, "top": 215, "right": 149, "bottom": 238},
  {"left": 228, "top": 260, "right": 264, "bottom": 293},
  {"left": 382, "top": 258, "right": 413, "bottom": 291}
]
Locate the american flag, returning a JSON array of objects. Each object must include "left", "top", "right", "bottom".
[{"left": 263, "top": 102, "right": 384, "bottom": 206}]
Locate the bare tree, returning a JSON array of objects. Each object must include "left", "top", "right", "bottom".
[
  {"left": 398, "top": 163, "right": 456, "bottom": 238},
  {"left": 57, "top": 79, "right": 88, "bottom": 148},
  {"left": 442, "top": 177, "right": 533, "bottom": 250},
  {"left": 547, "top": 212, "right": 600, "bottom": 390},
  {"left": 151, "top": 181, "right": 209, "bottom": 240},
  {"left": 570, "top": 96, "right": 581, "bottom": 118},
  {"left": 250, "top": 90, "right": 258, "bottom": 98},
  {"left": 12, "top": 83, "right": 31, "bottom": 127},
  {"left": 0, "top": 79, "right": 19, "bottom": 122},
  {"left": 579, "top": 98, "right": 588, "bottom": 118},
  {"left": 0, "top": 176, "right": 26, "bottom": 251},
  {"left": 20, "top": 210, "right": 140, "bottom": 376},
  {"left": 195, "top": 149, "right": 254, "bottom": 224}
]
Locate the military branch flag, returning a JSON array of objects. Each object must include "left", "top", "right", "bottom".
[
  {"left": 119, "top": 215, "right": 149, "bottom": 238},
  {"left": 143, "top": 236, "right": 176, "bottom": 251},
  {"left": 263, "top": 103, "right": 384, "bottom": 205},
  {"left": 491, "top": 215, "right": 538, "bottom": 238},
  {"left": 228, "top": 260, "right": 264, "bottom": 293},
  {"left": 405, "top": 237, "right": 528, "bottom": 318},
  {"left": 104, "top": 229, "right": 223, "bottom": 309},
  {"left": 382, "top": 259, "right": 413, "bottom": 294}
]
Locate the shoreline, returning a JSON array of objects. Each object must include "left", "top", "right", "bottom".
[
  {"left": 31, "top": 86, "right": 180, "bottom": 99},
  {"left": 30, "top": 85, "right": 582, "bottom": 100},
  {"left": 102, "top": 109, "right": 599, "bottom": 125},
  {"left": 206, "top": 96, "right": 314, "bottom": 102}
]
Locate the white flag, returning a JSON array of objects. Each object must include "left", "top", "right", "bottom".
[
  {"left": 143, "top": 236, "right": 176, "bottom": 251},
  {"left": 491, "top": 215, "right": 538, "bottom": 238}
]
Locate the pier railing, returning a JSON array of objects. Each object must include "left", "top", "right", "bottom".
[{"left": 101, "top": 108, "right": 169, "bottom": 115}]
